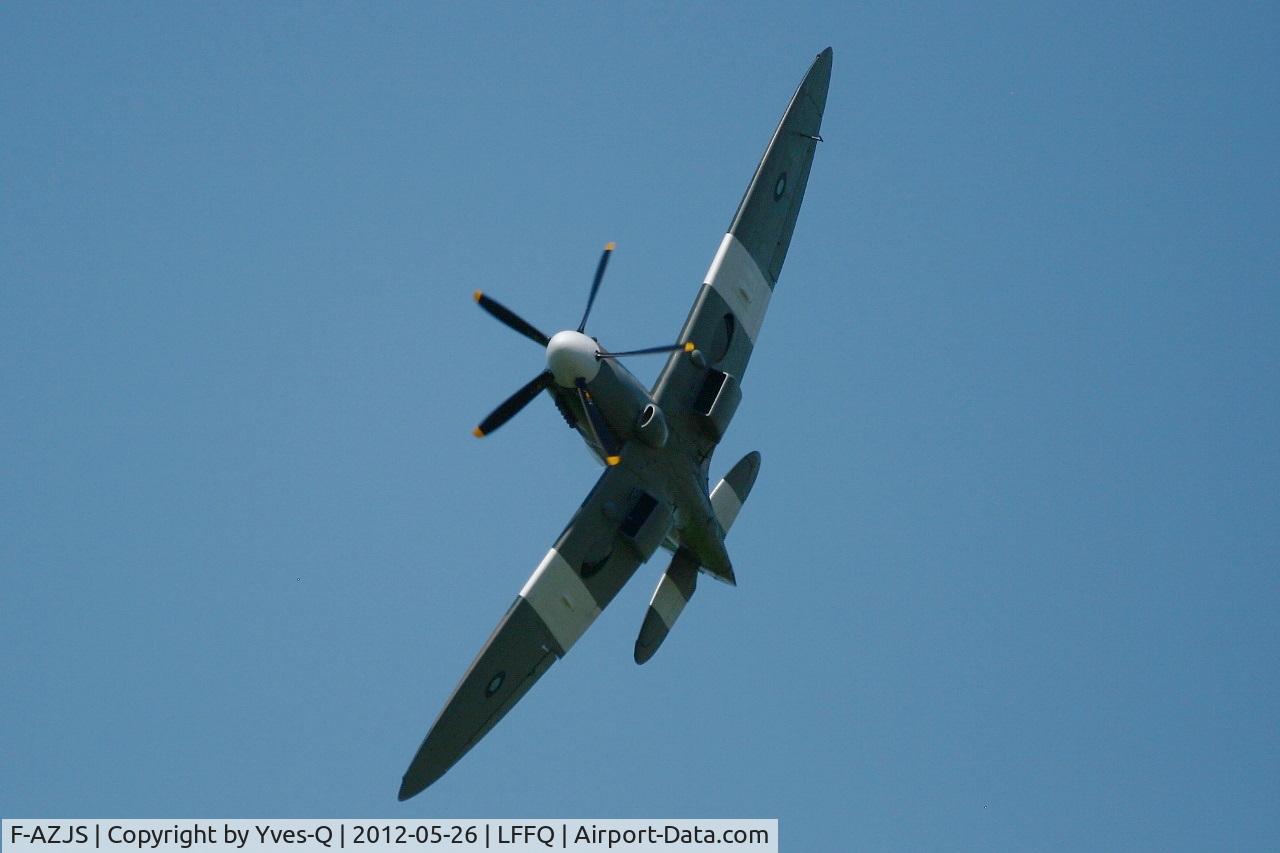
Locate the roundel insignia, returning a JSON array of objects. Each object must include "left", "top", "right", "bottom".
[
  {"left": 773, "top": 172, "right": 787, "bottom": 199},
  {"left": 485, "top": 671, "right": 505, "bottom": 697}
]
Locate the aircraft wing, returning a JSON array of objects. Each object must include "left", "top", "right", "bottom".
[
  {"left": 399, "top": 455, "right": 674, "bottom": 799},
  {"left": 651, "top": 48, "right": 831, "bottom": 457}
]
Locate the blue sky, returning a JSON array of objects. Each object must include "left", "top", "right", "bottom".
[{"left": 2, "top": 2, "right": 1277, "bottom": 848}]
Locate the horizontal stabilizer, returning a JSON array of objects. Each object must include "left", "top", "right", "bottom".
[
  {"left": 709, "top": 450, "right": 760, "bottom": 538},
  {"left": 633, "top": 451, "right": 760, "bottom": 663},
  {"left": 634, "top": 549, "right": 698, "bottom": 664}
]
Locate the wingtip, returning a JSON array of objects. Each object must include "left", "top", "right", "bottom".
[
  {"left": 604, "top": 241, "right": 616, "bottom": 252},
  {"left": 472, "top": 290, "right": 483, "bottom": 303},
  {"left": 398, "top": 755, "right": 446, "bottom": 801},
  {"left": 812, "top": 47, "right": 833, "bottom": 75}
]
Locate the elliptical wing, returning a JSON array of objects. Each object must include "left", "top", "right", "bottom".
[
  {"left": 652, "top": 48, "right": 831, "bottom": 450},
  {"left": 400, "top": 460, "right": 674, "bottom": 799}
]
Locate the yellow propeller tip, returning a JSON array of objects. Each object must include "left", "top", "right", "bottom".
[
  {"left": 472, "top": 290, "right": 483, "bottom": 302},
  {"left": 684, "top": 341, "right": 696, "bottom": 352},
  {"left": 472, "top": 427, "right": 485, "bottom": 438},
  {"left": 605, "top": 455, "right": 622, "bottom": 466},
  {"left": 604, "top": 242, "right": 616, "bottom": 251}
]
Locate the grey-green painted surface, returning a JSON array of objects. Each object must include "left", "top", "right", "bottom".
[{"left": 400, "top": 49, "right": 831, "bottom": 799}]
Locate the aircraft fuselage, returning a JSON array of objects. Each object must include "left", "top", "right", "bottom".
[{"left": 561, "top": 343, "right": 733, "bottom": 579}]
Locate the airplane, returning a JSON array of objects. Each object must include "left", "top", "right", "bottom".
[{"left": 399, "top": 47, "right": 832, "bottom": 801}]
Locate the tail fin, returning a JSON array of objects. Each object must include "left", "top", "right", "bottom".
[{"left": 633, "top": 452, "right": 761, "bottom": 663}]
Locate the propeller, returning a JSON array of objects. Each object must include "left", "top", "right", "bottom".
[
  {"left": 597, "top": 342, "right": 696, "bottom": 359},
  {"left": 575, "top": 378, "right": 621, "bottom": 466},
  {"left": 471, "top": 242, "right": 694, "bottom": 464},
  {"left": 577, "top": 242, "right": 615, "bottom": 333},
  {"left": 472, "top": 371, "right": 552, "bottom": 438},
  {"left": 473, "top": 291, "right": 550, "bottom": 347}
]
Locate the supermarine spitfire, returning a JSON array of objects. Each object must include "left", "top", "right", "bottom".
[{"left": 399, "top": 48, "right": 832, "bottom": 800}]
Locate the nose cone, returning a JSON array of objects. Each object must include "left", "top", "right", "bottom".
[{"left": 546, "top": 330, "right": 601, "bottom": 387}]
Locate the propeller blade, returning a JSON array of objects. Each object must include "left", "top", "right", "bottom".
[
  {"left": 474, "top": 371, "right": 553, "bottom": 437},
  {"left": 474, "top": 291, "right": 551, "bottom": 347},
  {"left": 597, "top": 341, "right": 696, "bottom": 359},
  {"left": 576, "top": 242, "right": 615, "bottom": 333},
  {"left": 575, "top": 378, "right": 621, "bottom": 466}
]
